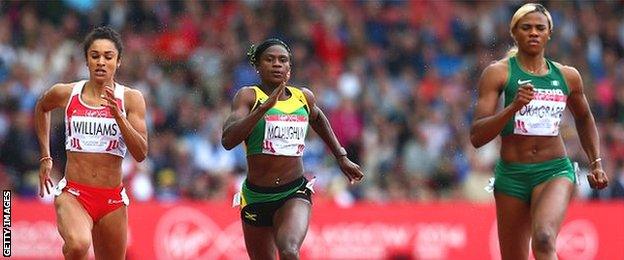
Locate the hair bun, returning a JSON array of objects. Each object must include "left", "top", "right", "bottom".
[{"left": 246, "top": 44, "right": 257, "bottom": 66}]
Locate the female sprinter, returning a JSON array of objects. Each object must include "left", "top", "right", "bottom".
[
  {"left": 222, "top": 38, "right": 364, "bottom": 259},
  {"left": 470, "top": 3, "right": 608, "bottom": 259},
  {"left": 35, "top": 26, "right": 147, "bottom": 259}
]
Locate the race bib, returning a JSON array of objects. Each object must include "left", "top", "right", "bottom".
[
  {"left": 71, "top": 116, "right": 121, "bottom": 149},
  {"left": 514, "top": 89, "right": 566, "bottom": 136},
  {"left": 263, "top": 115, "right": 308, "bottom": 156}
]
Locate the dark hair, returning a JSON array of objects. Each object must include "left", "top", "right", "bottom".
[
  {"left": 246, "top": 38, "right": 293, "bottom": 67},
  {"left": 82, "top": 26, "right": 123, "bottom": 60}
]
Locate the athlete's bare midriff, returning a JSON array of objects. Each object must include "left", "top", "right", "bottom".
[
  {"left": 246, "top": 154, "right": 304, "bottom": 187},
  {"left": 500, "top": 135, "right": 567, "bottom": 163},
  {"left": 64, "top": 152, "right": 123, "bottom": 188}
]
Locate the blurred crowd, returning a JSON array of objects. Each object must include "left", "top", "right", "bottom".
[{"left": 1, "top": 1, "right": 623, "bottom": 204}]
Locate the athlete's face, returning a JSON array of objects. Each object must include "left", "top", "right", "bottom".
[
  {"left": 257, "top": 45, "right": 291, "bottom": 86},
  {"left": 512, "top": 11, "right": 551, "bottom": 55},
  {"left": 86, "top": 39, "right": 120, "bottom": 84}
]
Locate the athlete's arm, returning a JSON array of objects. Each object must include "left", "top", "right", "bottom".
[
  {"left": 302, "top": 88, "right": 363, "bottom": 183},
  {"left": 562, "top": 65, "right": 608, "bottom": 189},
  {"left": 34, "top": 83, "right": 72, "bottom": 197},
  {"left": 104, "top": 86, "right": 148, "bottom": 162},
  {"left": 470, "top": 61, "right": 533, "bottom": 148},
  {"left": 221, "top": 84, "right": 286, "bottom": 150}
]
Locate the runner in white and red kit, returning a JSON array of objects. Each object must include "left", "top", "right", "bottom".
[{"left": 34, "top": 26, "right": 148, "bottom": 260}]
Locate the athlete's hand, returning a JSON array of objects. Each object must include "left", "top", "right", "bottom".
[
  {"left": 101, "top": 85, "right": 123, "bottom": 119},
  {"left": 261, "top": 71, "right": 290, "bottom": 111},
  {"left": 512, "top": 84, "right": 535, "bottom": 110},
  {"left": 587, "top": 167, "right": 608, "bottom": 190},
  {"left": 38, "top": 159, "right": 54, "bottom": 198},
  {"left": 337, "top": 156, "right": 364, "bottom": 184}
]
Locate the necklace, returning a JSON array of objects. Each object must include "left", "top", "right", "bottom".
[
  {"left": 527, "top": 65, "right": 544, "bottom": 74},
  {"left": 524, "top": 60, "right": 547, "bottom": 74}
]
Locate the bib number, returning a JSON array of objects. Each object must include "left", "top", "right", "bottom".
[
  {"left": 263, "top": 115, "right": 307, "bottom": 156},
  {"left": 514, "top": 98, "right": 566, "bottom": 136}
]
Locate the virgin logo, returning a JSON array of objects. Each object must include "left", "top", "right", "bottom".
[
  {"left": 154, "top": 207, "right": 221, "bottom": 260},
  {"left": 556, "top": 220, "right": 598, "bottom": 259},
  {"left": 489, "top": 219, "right": 598, "bottom": 259}
]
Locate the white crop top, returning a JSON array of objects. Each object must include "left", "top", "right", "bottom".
[{"left": 65, "top": 80, "right": 127, "bottom": 157}]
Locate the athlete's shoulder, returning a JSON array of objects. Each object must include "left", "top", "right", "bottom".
[
  {"left": 124, "top": 87, "right": 145, "bottom": 102},
  {"left": 486, "top": 58, "right": 510, "bottom": 73},
  {"left": 550, "top": 60, "right": 581, "bottom": 78},
  {"left": 233, "top": 86, "right": 258, "bottom": 104},
  {"left": 237, "top": 85, "right": 259, "bottom": 94},
  {"left": 48, "top": 81, "right": 78, "bottom": 96},
  {"left": 240, "top": 85, "right": 259, "bottom": 90},
  {"left": 550, "top": 60, "right": 582, "bottom": 89},
  {"left": 479, "top": 58, "right": 509, "bottom": 83}
]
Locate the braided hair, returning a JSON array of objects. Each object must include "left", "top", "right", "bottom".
[{"left": 246, "top": 38, "right": 293, "bottom": 67}]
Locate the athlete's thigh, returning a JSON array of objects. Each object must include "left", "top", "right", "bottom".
[
  {"left": 530, "top": 178, "right": 574, "bottom": 233},
  {"left": 494, "top": 192, "right": 531, "bottom": 260},
  {"left": 273, "top": 198, "right": 311, "bottom": 250},
  {"left": 92, "top": 206, "right": 127, "bottom": 260},
  {"left": 242, "top": 222, "right": 276, "bottom": 260},
  {"left": 54, "top": 192, "right": 93, "bottom": 245}
]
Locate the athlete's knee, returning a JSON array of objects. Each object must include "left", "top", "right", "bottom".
[
  {"left": 276, "top": 241, "right": 300, "bottom": 260},
  {"left": 63, "top": 234, "right": 91, "bottom": 257},
  {"left": 63, "top": 239, "right": 91, "bottom": 259},
  {"left": 532, "top": 227, "right": 556, "bottom": 253}
]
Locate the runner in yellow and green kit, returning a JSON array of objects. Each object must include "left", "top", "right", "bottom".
[{"left": 222, "top": 38, "right": 364, "bottom": 260}]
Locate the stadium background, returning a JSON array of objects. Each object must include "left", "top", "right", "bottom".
[{"left": 2, "top": 1, "right": 623, "bottom": 259}]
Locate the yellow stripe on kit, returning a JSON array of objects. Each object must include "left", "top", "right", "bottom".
[{"left": 251, "top": 86, "right": 307, "bottom": 114}]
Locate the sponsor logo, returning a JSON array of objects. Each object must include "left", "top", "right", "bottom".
[
  {"left": 517, "top": 79, "right": 532, "bottom": 85},
  {"left": 67, "top": 188, "right": 80, "bottom": 196},
  {"left": 244, "top": 211, "right": 257, "bottom": 221},
  {"left": 489, "top": 219, "right": 599, "bottom": 259},
  {"left": 154, "top": 207, "right": 221, "bottom": 260},
  {"left": 107, "top": 199, "right": 124, "bottom": 205}
]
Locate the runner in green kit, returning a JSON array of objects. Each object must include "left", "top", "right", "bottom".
[
  {"left": 470, "top": 3, "right": 608, "bottom": 259},
  {"left": 222, "top": 38, "right": 364, "bottom": 259}
]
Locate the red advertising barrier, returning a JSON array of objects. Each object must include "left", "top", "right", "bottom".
[{"left": 11, "top": 199, "right": 624, "bottom": 259}]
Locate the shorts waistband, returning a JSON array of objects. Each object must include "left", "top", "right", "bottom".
[{"left": 66, "top": 180, "right": 124, "bottom": 193}]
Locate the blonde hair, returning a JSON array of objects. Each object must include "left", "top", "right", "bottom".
[{"left": 506, "top": 3, "right": 553, "bottom": 58}]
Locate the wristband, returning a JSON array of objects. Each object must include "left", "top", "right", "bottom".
[
  {"left": 590, "top": 157, "right": 602, "bottom": 166},
  {"left": 40, "top": 156, "right": 53, "bottom": 162},
  {"left": 335, "top": 147, "right": 347, "bottom": 158}
]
